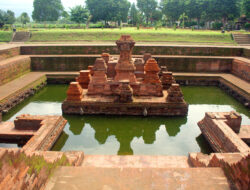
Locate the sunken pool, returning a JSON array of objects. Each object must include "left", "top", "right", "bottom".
[{"left": 2, "top": 85, "right": 250, "bottom": 155}]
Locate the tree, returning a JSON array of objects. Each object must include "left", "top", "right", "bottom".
[
  {"left": 70, "top": 5, "right": 89, "bottom": 25},
  {"left": 86, "top": 0, "right": 114, "bottom": 24},
  {"left": 129, "top": 3, "right": 139, "bottom": 26},
  {"left": 160, "top": 0, "right": 185, "bottom": 24},
  {"left": 20, "top": 12, "right": 30, "bottom": 26},
  {"left": 207, "top": 0, "right": 239, "bottom": 26},
  {"left": 151, "top": 9, "right": 162, "bottom": 23},
  {"left": 185, "top": 0, "right": 204, "bottom": 28},
  {"left": 242, "top": 0, "right": 250, "bottom": 19},
  {"left": 113, "top": 0, "right": 131, "bottom": 25},
  {"left": 179, "top": 12, "right": 188, "bottom": 28},
  {"left": 32, "top": 0, "right": 63, "bottom": 22},
  {"left": 86, "top": 0, "right": 130, "bottom": 25},
  {"left": 5, "top": 10, "right": 15, "bottom": 24},
  {"left": 137, "top": 0, "right": 157, "bottom": 25},
  {"left": 0, "top": 10, "right": 7, "bottom": 27}
]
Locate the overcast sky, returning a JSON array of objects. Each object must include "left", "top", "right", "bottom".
[{"left": 0, "top": 0, "right": 139, "bottom": 17}]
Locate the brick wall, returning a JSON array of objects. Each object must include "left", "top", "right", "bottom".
[
  {"left": 21, "top": 45, "right": 244, "bottom": 56},
  {"left": 0, "top": 47, "right": 20, "bottom": 61},
  {"left": 232, "top": 58, "right": 250, "bottom": 82},
  {"left": 31, "top": 55, "right": 233, "bottom": 73},
  {"left": 0, "top": 56, "right": 31, "bottom": 85}
]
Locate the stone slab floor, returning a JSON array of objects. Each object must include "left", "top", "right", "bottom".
[{"left": 45, "top": 166, "right": 231, "bottom": 190}]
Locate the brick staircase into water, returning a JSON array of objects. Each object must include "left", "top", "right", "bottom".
[
  {"left": 12, "top": 32, "right": 30, "bottom": 42},
  {"left": 45, "top": 155, "right": 232, "bottom": 190},
  {"left": 233, "top": 34, "right": 250, "bottom": 45}
]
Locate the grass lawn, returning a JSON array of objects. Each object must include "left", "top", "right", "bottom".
[
  {"left": 28, "top": 27, "right": 235, "bottom": 44},
  {"left": 0, "top": 31, "right": 12, "bottom": 42}
]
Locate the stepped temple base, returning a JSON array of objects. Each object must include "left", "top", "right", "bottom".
[{"left": 62, "top": 90, "right": 188, "bottom": 116}]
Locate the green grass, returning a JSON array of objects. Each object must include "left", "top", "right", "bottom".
[
  {"left": 29, "top": 27, "right": 235, "bottom": 44},
  {"left": 0, "top": 31, "right": 12, "bottom": 42}
]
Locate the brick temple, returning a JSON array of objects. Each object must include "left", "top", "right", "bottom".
[{"left": 62, "top": 35, "right": 188, "bottom": 116}]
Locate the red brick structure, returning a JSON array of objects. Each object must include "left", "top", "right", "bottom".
[
  {"left": 114, "top": 35, "right": 137, "bottom": 83},
  {"left": 101, "top": 53, "right": 110, "bottom": 64},
  {"left": 198, "top": 112, "right": 249, "bottom": 153},
  {"left": 143, "top": 53, "right": 152, "bottom": 63},
  {"left": 14, "top": 115, "right": 42, "bottom": 131},
  {"left": 116, "top": 80, "right": 133, "bottom": 103},
  {"left": 166, "top": 84, "right": 185, "bottom": 103},
  {"left": 63, "top": 35, "right": 188, "bottom": 116},
  {"left": 76, "top": 70, "right": 90, "bottom": 89},
  {"left": 88, "top": 58, "right": 109, "bottom": 95},
  {"left": 161, "top": 72, "right": 175, "bottom": 90},
  {"left": 134, "top": 58, "right": 144, "bottom": 78},
  {"left": 140, "top": 58, "right": 163, "bottom": 97},
  {"left": 66, "top": 82, "right": 83, "bottom": 101}
]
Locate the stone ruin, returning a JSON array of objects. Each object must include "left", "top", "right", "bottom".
[{"left": 62, "top": 35, "right": 188, "bottom": 116}]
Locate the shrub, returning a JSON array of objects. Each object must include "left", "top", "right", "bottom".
[
  {"left": 212, "top": 22, "right": 223, "bottom": 30},
  {"left": 173, "top": 24, "right": 176, "bottom": 31},
  {"left": 245, "top": 23, "right": 250, "bottom": 30}
]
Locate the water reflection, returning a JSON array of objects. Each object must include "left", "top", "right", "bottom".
[
  {"left": 2, "top": 85, "right": 249, "bottom": 155},
  {"left": 60, "top": 115, "right": 188, "bottom": 155}
]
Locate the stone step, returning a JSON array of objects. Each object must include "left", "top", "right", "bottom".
[
  {"left": 81, "top": 155, "right": 191, "bottom": 168},
  {"left": 12, "top": 32, "right": 30, "bottom": 42},
  {"left": 45, "top": 167, "right": 231, "bottom": 190},
  {"left": 233, "top": 34, "right": 250, "bottom": 45}
]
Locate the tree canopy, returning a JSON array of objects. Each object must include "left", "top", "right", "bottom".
[
  {"left": 32, "top": 0, "right": 63, "bottom": 22},
  {"left": 70, "top": 5, "right": 89, "bottom": 24},
  {"left": 129, "top": 3, "right": 139, "bottom": 26},
  {"left": 86, "top": 0, "right": 130, "bottom": 25},
  {"left": 137, "top": 0, "right": 157, "bottom": 24},
  {"left": 5, "top": 10, "right": 15, "bottom": 24},
  {"left": 20, "top": 12, "right": 30, "bottom": 25}
]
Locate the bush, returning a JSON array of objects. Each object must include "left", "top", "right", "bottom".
[
  {"left": 173, "top": 24, "right": 176, "bottom": 31},
  {"left": 185, "top": 21, "right": 197, "bottom": 27},
  {"left": 89, "top": 22, "right": 103, "bottom": 28},
  {"left": 212, "top": 22, "right": 223, "bottom": 30},
  {"left": 245, "top": 23, "right": 250, "bottom": 30}
]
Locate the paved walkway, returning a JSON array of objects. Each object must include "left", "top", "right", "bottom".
[
  {"left": 0, "top": 72, "right": 45, "bottom": 102},
  {"left": 45, "top": 167, "right": 231, "bottom": 190},
  {"left": 82, "top": 155, "right": 190, "bottom": 168},
  {"left": 174, "top": 73, "right": 250, "bottom": 94}
]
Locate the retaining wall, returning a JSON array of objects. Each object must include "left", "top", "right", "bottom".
[
  {"left": 232, "top": 58, "right": 250, "bottom": 82},
  {"left": 0, "top": 47, "right": 20, "bottom": 61},
  {"left": 0, "top": 56, "right": 31, "bottom": 85},
  {"left": 31, "top": 55, "right": 233, "bottom": 73},
  {"left": 21, "top": 45, "right": 244, "bottom": 57}
]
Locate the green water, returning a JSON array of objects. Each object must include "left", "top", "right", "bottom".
[{"left": 2, "top": 85, "right": 250, "bottom": 155}]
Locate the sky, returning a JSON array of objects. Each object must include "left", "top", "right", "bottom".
[{"left": 0, "top": 0, "right": 138, "bottom": 17}]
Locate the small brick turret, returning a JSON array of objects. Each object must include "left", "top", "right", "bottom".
[
  {"left": 140, "top": 58, "right": 163, "bottom": 96},
  {"left": 161, "top": 72, "right": 176, "bottom": 90},
  {"left": 166, "top": 83, "right": 184, "bottom": 103},
  {"left": 76, "top": 70, "right": 90, "bottom": 89},
  {"left": 88, "top": 58, "right": 110, "bottom": 95},
  {"left": 66, "top": 82, "right": 83, "bottom": 102}
]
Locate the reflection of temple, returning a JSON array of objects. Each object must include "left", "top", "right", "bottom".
[
  {"left": 62, "top": 116, "right": 187, "bottom": 155},
  {"left": 164, "top": 117, "right": 187, "bottom": 137},
  {"left": 62, "top": 35, "right": 188, "bottom": 116}
]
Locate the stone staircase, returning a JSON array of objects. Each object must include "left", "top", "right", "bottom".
[
  {"left": 45, "top": 155, "right": 232, "bottom": 190},
  {"left": 233, "top": 34, "right": 250, "bottom": 45},
  {"left": 12, "top": 32, "right": 30, "bottom": 42}
]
